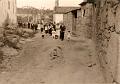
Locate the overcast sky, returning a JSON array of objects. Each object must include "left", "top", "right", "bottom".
[{"left": 17, "top": 0, "right": 83, "bottom": 9}]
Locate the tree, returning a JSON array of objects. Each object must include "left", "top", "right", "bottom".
[{"left": 87, "top": 0, "right": 96, "bottom": 3}]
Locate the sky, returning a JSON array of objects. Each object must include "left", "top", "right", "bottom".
[{"left": 17, "top": 0, "right": 83, "bottom": 9}]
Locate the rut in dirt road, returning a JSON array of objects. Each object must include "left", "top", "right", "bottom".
[{"left": 0, "top": 33, "right": 105, "bottom": 84}]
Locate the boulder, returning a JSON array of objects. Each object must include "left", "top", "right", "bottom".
[
  {"left": 16, "top": 28, "right": 24, "bottom": 36},
  {"left": 0, "top": 42, "right": 4, "bottom": 47},
  {"left": 15, "top": 43, "right": 22, "bottom": 50},
  {"left": 22, "top": 29, "right": 34, "bottom": 37},
  {"left": 5, "top": 35, "right": 20, "bottom": 48},
  {"left": 22, "top": 33, "right": 29, "bottom": 38},
  {"left": 19, "top": 39, "right": 26, "bottom": 44},
  {"left": 1, "top": 46, "right": 18, "bottom": 56}
]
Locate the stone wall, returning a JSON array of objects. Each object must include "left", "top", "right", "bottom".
[
  {"left": 63, "top": 0, "right": 120, "bottom": 83},
  {"left": 63, "top": 3, "right": 93, "bottom": 38},
  {"left": 78, "top": 3, "right": 93, "bottom": 38},
  {"left": 63, "top": 12, "right": 73, "bottom": 32},
  {"left": 92, "top": 0, "right": 120, "bottom": 83}
]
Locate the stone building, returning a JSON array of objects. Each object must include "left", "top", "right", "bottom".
[
  {"left": 53, "top": 0, "right": 80, "bottom": 24},
  {"left": 0, "top": 0, "right": 17, "bottom": 27},
  {"left": 63, "top": 0, "right": 120, "bottom": 83},
  {"left": 63, "top": 1, "right": 93, "bottom": 37},
  {"left": 91, "top": 0, "right": 120, "bottom": 83},
  {"left": 79, "top": 1, "right": 93, "bottom": 38},
  {"left": 53, "top": 7, "right": 80, "bottom": 24},
  {"left": 64, "top": 0, "right": 120, "bottom": 82},
  {"left": 63, "top": 8, "right": 80, "bottom": 35},
  {"left": 17, "top": 7, "right": 39, "bottom": 23}
]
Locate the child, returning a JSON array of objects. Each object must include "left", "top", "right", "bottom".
[
  {"left": 41, "top": 32, "right": 45, "bottom": 39},
  {"left": 52, "top": 30, "right": 56, "bottom": 39},
  {"left": 67, "top": 31, "right": 71, "bottom": 41}
]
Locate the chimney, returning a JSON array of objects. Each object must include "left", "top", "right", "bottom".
[{"left": 55, "top": 0, "right": 59, "bottom": 7}]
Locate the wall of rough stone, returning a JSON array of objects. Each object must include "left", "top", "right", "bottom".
[
  {"left": 78, "top": 3, "right": 93, "bottom": 38},
  {"left": 64, "top": 5, "right": 93, "bottom": 37},
  {"left": 63, "top": 12, "right": 73, "bottom": 33},
  {"left": 92, "top": 0, "right": 120, "bottom": 83},
  {"left": 76, "top": 10, "right": 82, "bottom": 36}
]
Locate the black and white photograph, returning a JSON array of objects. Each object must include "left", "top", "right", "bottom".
[{"left": 0, "top": 0, "right": 120, "bottom": 84}]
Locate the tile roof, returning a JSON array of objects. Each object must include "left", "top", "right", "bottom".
[{"left": 54, "top": 7, "right": 80, "bottom": 14}]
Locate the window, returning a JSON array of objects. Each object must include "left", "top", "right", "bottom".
[
  {"left": 83, "top": 10, "right": 85, "bottom": 16},
  {"left": 73, "top": 11, "right": 77, "bottom": 18}
]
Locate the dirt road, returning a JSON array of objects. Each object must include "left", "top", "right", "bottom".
[{"left": 0, "top": 33, "right": 105, "bottom": 84}]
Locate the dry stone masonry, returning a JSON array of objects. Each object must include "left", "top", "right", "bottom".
[{"left": 91, "top": 0, "right": 120, "bottom": 83}]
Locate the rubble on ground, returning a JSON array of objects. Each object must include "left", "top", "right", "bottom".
[
  {"left": 49, "top": 46, "right": 65, "bottom": 66},
  {"left": 0, "top": 46, "right": 19, "bottom": 70},
  {"left": 1, "top": 46, "right": 19, "bottom": 56},
  {"left": 0, "top": 25, "right": 35, "bottom": 71}
]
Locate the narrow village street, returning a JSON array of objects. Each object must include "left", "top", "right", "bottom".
[
  {"left": 1, "top": 0, "right": 120, "bottom": 83},
  {"left": 0, "top": 32, "right": 105, "bottom": 84}
]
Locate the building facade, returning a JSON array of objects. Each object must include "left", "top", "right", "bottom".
[
  {"left": 64, "top": 9, "right": 80, "bottom": 35},
  {"left": 64, "top": 2, "right": 93, "bottom": 37},
  {"left": 53, "top": 13, "right": 63, "bottom": 24},
  {"left": 17, "top": 7, "right": 39, "bottom": 23},
  {"left": 53, "top": 7, "right": 80, "bottom": 24}
]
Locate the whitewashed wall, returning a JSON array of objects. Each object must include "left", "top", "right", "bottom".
[{"left": 53, "top": 14, "right": 63, "bottom": 23}]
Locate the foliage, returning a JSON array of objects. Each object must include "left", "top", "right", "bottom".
[
  {"left": 17, "top": 7, "right": 54, "bottom": 23},
  {"left": 87, "top": 0, "right": 96, "bottom": 3}
]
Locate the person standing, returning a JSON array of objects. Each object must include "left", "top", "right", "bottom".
[
  {"left": 53, "top": 23, "right": 56, "bottom": 31},
  {"left": 31, "top": 23, "right": 34, "bottom": 30},
  {"left": 49, "top": 24, "right": 52, "bottom": 36},
  {"left": 28, "top": 22, "right": 30, "bottom": 29},
  {"left": 41, "top": 23, "right": 44, "bottom": 33},
  {"left": 60, "top": 24, "right": 66, "bottom": 41},
  {"left": 37, "top": 23, "right": 41, "bottom": 30},
  {"left": 35, "top": 23, "right": 38, "bottom": 31},
  {"left": 67, "top": 31, "right": 71, "bottom": 41},
  {"left": 45, "top": 24, "right": 48, "bottom": 34}
]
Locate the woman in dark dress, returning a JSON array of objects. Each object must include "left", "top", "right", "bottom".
[{"left": 60, "top": 24, "right": 66, "bottom": 41}]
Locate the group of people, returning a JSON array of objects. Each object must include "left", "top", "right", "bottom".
[
  {"left": 18, "top": 21, "right": 71, "bottom": 41},
  {"left": 18, "top": 21, "right": 38, "bottom": 31},
  {"left": 18, "top": 22, "right": 26, "bottom": 28},
  {"left": 40, "top": 23, "right": 71, "bottom": 41}
]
